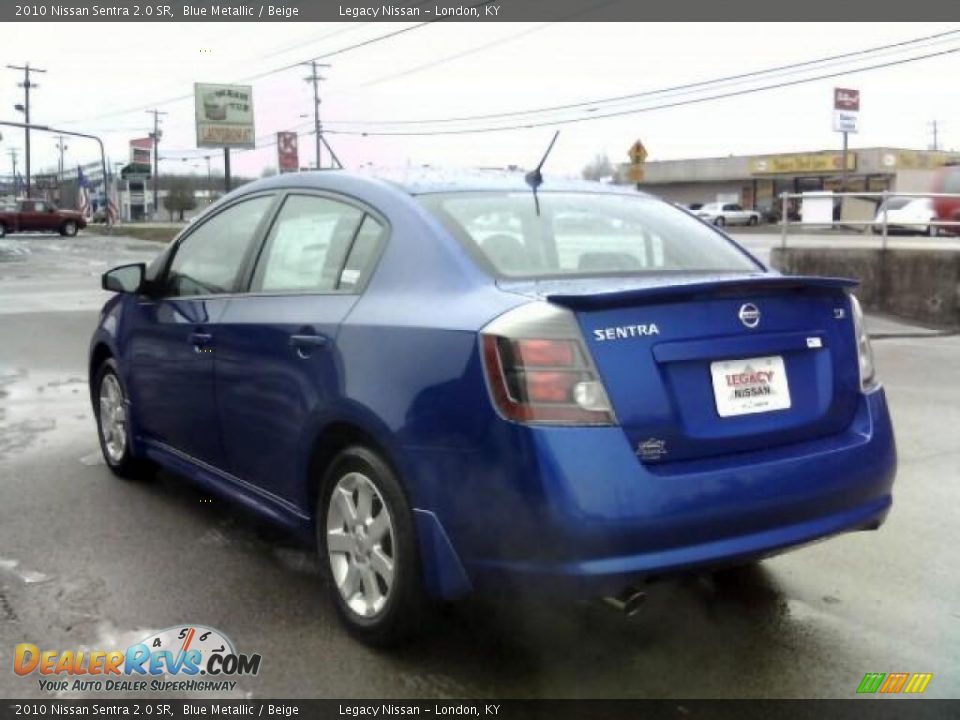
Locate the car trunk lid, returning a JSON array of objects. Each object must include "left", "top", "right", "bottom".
[{"left": 500, "top": 273, "right": 861, "bottom": 464}]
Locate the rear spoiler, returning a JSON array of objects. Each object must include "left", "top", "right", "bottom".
[{"left": 541, "top": 275, "right": 858, "bottom": 310}]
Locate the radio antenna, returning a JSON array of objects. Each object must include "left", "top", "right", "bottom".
[{"left": 524, "top": 130, "right": 559, "bottom": 216}]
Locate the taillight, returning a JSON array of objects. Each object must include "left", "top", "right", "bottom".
[
  {"left": 849, "top": 293, "right": 877, "bottom": 390},
  {"left": 480, "top": 303, "right": 615, "bottom": 425}
]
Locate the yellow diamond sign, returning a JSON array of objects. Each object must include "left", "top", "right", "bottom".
[{"left": 628, "top": 140, "right": 648, "bottom": 164}]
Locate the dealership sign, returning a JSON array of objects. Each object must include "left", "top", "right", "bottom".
[
  {"left": 277, "top": 132, "right": 299, "bottom": 173},
  {"left": 129, "top": 137, "right": 153, "bottom": 166},
  {"left": 833, "top": 87, "right": 859, "bottom": 134},
  {"left": 194, "top": 83, "right": 256, "bottom": 149}
]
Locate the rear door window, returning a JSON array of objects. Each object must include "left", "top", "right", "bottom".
[{"left": 251, "top": 195, "right": 365, "bottom": 293}]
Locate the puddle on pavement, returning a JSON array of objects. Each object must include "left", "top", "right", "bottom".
[
  {"left": 0, "top": 366, "right": 93, "bottom": 459},
  {"left": 0, "top": 557, "right": 51, "bottom": 585}
]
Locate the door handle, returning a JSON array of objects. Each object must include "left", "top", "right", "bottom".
[
  {"left": 189, "top": 331, "right": 213, "bottom": 346},
  {"left": 289, "top": 334, "right": 327, "bottom": 348},
  {"left": 289, "top": 333, "right": 327, "bottom": 358}
]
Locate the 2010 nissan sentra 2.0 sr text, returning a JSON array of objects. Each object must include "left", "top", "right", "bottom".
[{"left": 89, "top": 170, "right": 896, "bottom": 645}]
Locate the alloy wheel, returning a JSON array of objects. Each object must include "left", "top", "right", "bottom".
[
  {"left": 326, "top": 472, "right": 396, "bottom": 619},
  {"left": 98, "top": 373, "right": 127, "bottom": 464}
]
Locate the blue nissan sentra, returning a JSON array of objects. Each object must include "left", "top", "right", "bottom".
[{"left": 90, "top": 170, "right": 896, "bottom": 644}]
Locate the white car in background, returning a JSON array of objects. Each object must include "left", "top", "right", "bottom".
[
  {"left": 872, "top": 197, "right": 938, "bottom": 236},
  {"left": 696, "top": 202, "right": 761, "bottom": 227}
]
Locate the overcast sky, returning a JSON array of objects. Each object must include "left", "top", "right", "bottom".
[{"left": 2, "top": 22, "right": 958, "bottom": 179}]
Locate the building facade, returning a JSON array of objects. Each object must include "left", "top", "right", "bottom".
[{"left": 624, "top": 147, "right": 960, "bottom": 214}]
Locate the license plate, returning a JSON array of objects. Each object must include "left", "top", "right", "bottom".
[{"left": 710, "top": 355, "right": 791, "bottom": 418}]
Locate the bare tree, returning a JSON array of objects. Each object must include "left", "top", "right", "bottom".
[{"left": 582, "top": 153, "right": 615, "bottom": 182}]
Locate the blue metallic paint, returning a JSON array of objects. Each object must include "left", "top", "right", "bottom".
[{"left": 90, "top": 171, "right": 897, "bottom": 602}]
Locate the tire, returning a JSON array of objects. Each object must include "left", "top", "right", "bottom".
[
  {"left": 928, "top": 222, "right": 939, "bottom": 237},
  {"left": 61, "top": 220, "right": 78, "bottom": 237},
  {"left": 317, "top": 445, "right": 424, "bottom": 646},
  {"left": 0, "top": 223, "right": 6, "bottom": 238},
  {"left": 714, "top": 216, "right": 725, "bottom": 227},
  {"left": 93, "top": 359, "right": 149, "bottom": 480},
  {"left": 748, "top": 215, "right": 758, "bottom": 226}
]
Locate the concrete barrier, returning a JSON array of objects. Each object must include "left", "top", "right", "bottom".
[{"left": 770, "top": 247, "right": 960, "bottom": 328}]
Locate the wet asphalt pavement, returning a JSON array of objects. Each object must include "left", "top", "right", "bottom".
[{"left": 0, "top": 233, "right": 957, "bottom": 699}]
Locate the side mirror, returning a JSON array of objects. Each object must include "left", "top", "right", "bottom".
[{"left": 102, "top": 263, "right": 145, "bottom": 294}]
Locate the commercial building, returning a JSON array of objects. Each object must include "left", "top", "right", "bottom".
[{"left": 624, "top": 147, "right": 960, "bottom": 215}]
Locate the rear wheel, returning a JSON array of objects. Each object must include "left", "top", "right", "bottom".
[
  {"left": 748, "top": 215, "right": 758, "bottom": 226},
  {"left": 317, "top": 445, "right": 423, "bottom": 646},
  {"left": 61, "top": 220, "right": 78, "bottom": 237},
  {"left": 94, "top": 359, "right": 149, "bottom": 480}
]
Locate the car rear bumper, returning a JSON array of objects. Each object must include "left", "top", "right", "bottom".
[{"left": 451, "top": 387, "right": 896, "bottom": 598}]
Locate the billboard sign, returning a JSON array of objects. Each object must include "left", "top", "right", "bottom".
[
  {"left": 834, "top": 87, "right": 860, "bottom": 111},
  {"left": 129, "top": 137, "right": 153, "bottom": 166},
  {"left": 194, "top": 83, "right": 255, "bottom": 149},
  {"left": 277, "top": 132, "right": 299, "bottom": 173},
  {"left": 833, "top": 88, "right": 859, "bottom": 134}
]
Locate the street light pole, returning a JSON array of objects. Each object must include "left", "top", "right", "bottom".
[
  {"left": 0, "top": 121, "right": 110, "bottom": 226},
  {"left": 7, "top": 63, "right": 46, "bottom": 197}
]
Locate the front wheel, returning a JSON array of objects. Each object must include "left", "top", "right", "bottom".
[
  {"left": 714, "top": 216, "right": 725, "bottom": 227},
  {"left": 318, "top": 445, "right": 424, "bottom": 646},
  {"left": 94, "top": 360, "right": 149, "bottom": 479},
  {"left": 61, "top": 220, "right": 78, "bottom": 237}
]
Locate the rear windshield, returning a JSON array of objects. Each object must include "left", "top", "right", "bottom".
[{"left": 419, "top": 191, "right": 759, "bottom": 278}]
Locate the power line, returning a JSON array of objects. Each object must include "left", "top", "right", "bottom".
[
  {"left": 323, "top": 45, "right": 960, "bottom": 136},
  {"left": 51, "top": 22, "right": 439, "bottom": 128},
  {"left": 325, "top": 27, "right": 960, "bottom": 128}
]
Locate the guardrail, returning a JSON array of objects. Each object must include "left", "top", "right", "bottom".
[{"left": 778, "top": 191, "right": 960, "bottom": 249}]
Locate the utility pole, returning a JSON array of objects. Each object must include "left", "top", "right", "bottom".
[
  {"left": 303, "top": 61, "right": 330, "bottom": 170},
  {"left": 55, "top": 135, "right": 67, "bottom": 204},
  {"left": 7, "top": 148, "right": 18, "bottom": 194},
  {"left": 146, "top": 109, "right": 167, "bottom": 219},
  {"left": 930, "top": 119, "right": 940, "bottom": 151},
  {"left": 7, "top": 63, "right": 46, "bottom": 197}
]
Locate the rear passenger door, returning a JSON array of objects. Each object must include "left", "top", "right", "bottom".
[{"left": 214, "top": 192, "right": 387, "bottom": 509}]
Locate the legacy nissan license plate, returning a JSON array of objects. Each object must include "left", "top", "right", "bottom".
[{"left": 710, "top": 355, "right": 791, "bottom": 417}]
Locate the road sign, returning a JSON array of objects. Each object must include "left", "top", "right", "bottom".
[
  {"left": 628, "top": 140, "right": 648, "bottom": 164},
  {"left": 625, "top": 164, "right": 645, "bottom": 183}
]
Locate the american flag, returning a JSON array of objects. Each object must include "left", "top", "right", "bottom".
[{"left": 76, "top": 166, "right": 92, "bottom": 219}]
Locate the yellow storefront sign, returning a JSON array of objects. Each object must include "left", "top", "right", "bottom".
[
  {"left": 750, "top": 152, "right": 856, "bottom": 175},
  {"left": 890, "top": 150, "right": 960, "bottom": 170}
]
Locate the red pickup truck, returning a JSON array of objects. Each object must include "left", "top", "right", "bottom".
[{"left": 0, "top": 199, "right": 87, "bottom": 238}]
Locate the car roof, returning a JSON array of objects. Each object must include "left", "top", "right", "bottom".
[{"left": 235, "top": 168, "right": 651, "bottom": 198}]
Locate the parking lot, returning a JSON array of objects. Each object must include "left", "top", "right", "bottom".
[{"left": 0, "top": 232, "right": 957, "bottom": 699}]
